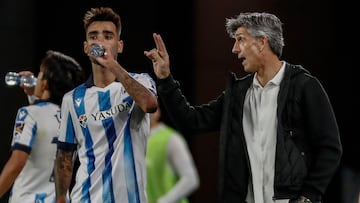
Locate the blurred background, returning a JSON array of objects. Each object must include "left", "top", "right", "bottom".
[{"left": 0, "top": 0, "right": 356, "bottom": 202}]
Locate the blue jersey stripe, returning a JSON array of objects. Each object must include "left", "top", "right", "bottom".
[
  {"left": 35, "top": 193, "right": 46, "bottom": 202},
  {"left": 29, "top": 122, "right": 37, "bottom": 147},
  {"left": 65, "top": 112, "right": 76, "bottom": 143},
  {"left": 98, "top": 91, "right": 115, "bottom": 203},
  {"left": 73, "top": 85, "right": 95, "bottom": 202},
  {"left": 124, "top": 113, "right": 140, "bottom": 203}
]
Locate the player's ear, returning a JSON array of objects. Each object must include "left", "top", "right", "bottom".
[
  {"left": 84, "top": 41, "right": 89, "bottom": 55},
  {"left": 117, "top": 40, "right": 124, "bottom": 53},
  {"left": 41, "top": 78, "right": 49, "bottom": 91}
]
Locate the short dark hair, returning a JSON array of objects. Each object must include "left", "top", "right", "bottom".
[
  {"left": 41, "top": 50, "right": 85, "bottom": 105},
  {"left": 83, "top": 7, "right": 122, "bottom": 37}
]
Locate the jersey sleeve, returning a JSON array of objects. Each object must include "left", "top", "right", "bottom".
[
  {"left": 133, "top": 73, "right": 157, "bottom": 97},
  {"left": 11, "top": 106, "right": 36, "bottom": 154},
  {"left": 57, "top": 92, "right": 78, "bottom": 151}
]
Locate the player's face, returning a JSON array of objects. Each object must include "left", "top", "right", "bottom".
[{"left": 84, "top": 21, "right": 123, "bottom": 60}]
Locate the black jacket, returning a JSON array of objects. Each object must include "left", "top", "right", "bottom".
[{"left": 157, "top": 63, "right": 342, "bottom": 202}]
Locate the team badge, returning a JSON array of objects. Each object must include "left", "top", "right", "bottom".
[{"left": 79, "top": 114, "right": 88, "bottom": 128}]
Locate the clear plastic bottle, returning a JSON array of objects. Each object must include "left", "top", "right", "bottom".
[
  {"left": 90, "top": 44, "right": 105, "bottom": 57},
  {"left": 5, "top": 72, "right": 37, "bottom": 87}
]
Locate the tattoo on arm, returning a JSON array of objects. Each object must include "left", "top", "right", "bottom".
[
  {"left": 54, "top": 149, "right": 74, "bottom": 199},
  {"left": 120, "top": 73, "right": 157, "bottom": 112}
]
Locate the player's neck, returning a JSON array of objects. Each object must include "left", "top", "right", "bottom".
[{"left": 92, "top": 68, "right": 116, "bottom": 88}]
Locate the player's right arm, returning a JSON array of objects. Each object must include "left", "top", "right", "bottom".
[{"left": 54, "top": 149, "right": 74, "bottom": 203}]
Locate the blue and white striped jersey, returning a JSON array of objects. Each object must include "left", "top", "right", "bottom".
[
  {"left": 57, "top": 73, "right": 157, "bottom": 203},
  {"left": 9, "top": 100, "right": 60, "bottom": 203}
]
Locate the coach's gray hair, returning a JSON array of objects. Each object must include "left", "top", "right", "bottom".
[{"left": 225, "top": 12, "right": 285, "bottom": 57}]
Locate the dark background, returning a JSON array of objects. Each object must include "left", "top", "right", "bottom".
[{"left": 0, "top": 0, "right": 356, "bottom": 202}]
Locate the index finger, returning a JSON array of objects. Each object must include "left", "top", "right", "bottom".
[
  {"left": 19, "top": 71, "right": 33, "bottom": 76},
  {"left": 153, "top": 33, "right": 167, "bottom": 54}
]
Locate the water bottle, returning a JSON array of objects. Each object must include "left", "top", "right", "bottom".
[
  {"left": 90, "top": 44, "right": 105, "bottom": 57},
  {"left": 5, "top": 72, "right": 37, "bottom": 87}
]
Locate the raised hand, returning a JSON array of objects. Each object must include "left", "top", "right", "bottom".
[
  {"left": 87, "top": 43, "right": 120, "bottom": 72},
  {"left": 18, "top": 71, "right": 35, "bottom": 96},
  {"left": 144, "top": 33, "right": 170, "bottom": 79}
]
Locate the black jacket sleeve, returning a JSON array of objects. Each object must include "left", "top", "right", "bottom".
[{"left": 157, "top": 74, "right": 223, "bottom": 135}]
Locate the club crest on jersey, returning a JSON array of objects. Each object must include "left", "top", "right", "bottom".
[{"left": 78, "top": 114, "right": 88, "bottom": 128}]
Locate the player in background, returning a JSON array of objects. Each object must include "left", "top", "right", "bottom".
[{"left": 0, "top": 50, "right": 85, "bottom": 202}]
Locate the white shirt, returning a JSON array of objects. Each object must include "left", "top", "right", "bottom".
[
  {"left": 243, "top": 62, "right": 289, "bottom": 203},
  {"left": 58, "top": 73, "right": 157, "bottom": 203},
  {"left": 9, "top": 101, "right": 61, "bottom": 203}
]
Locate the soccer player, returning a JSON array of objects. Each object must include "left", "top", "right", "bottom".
[
  {"left": 54, "top": 7, "right": 158, "bottom": 203},
  {"left": 0, "top": 50, "right": 85, "bottom": 202}
]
